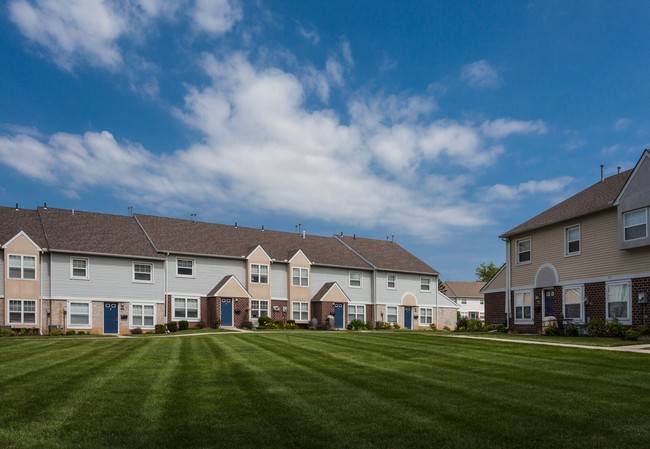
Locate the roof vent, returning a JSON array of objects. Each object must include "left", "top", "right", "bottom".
[
  {"left": 43, "top": 202, "right": 47, "bottom": 210},
  {"left": 600, "top": 164, "right": 604, "bottom": 182},
  {"left": 190, "top": 213, "right": 197, "bottom": 223},
  {"left": 127, "top": 205, "right": 133, "bottom": 216},
  {"left": 302, "top": 230, "right": 306, "bottom": 239},
  {"left": 235, "top": 222, "right": 238, "bottom": 228},
  {"left": 15, "top": 203, "right": 18, "bottom": 210},
  {"left": 262, "top": 225, "right": 265, "bottom": 231},
  {"left": 617, "top": 166, "right": 621, "bottom": 174}
]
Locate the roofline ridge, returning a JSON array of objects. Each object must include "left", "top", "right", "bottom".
[
  {"left": 333, "top": 235, "right": 377, "bottom": 269},
  {"left": 133, "top": 214, "right": 161, "bottom": 254}
]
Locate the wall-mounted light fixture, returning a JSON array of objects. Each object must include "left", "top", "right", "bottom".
[{"left": 638, "top": 292, "right": 648, "bottom": 304}]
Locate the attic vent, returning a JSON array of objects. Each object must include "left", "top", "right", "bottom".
[{"left": 15, "top": 203, "right": 18, "bottom": 210}]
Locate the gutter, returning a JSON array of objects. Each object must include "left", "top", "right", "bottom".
[{"left": 502, "top": 237, "right": 511, "bottom": 329}]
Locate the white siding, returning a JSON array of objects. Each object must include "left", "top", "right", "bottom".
[
  {"left": 376, "top": 271, "right": 433, "bottom": 305},
  {"left": 50, "top": 253, "right": 165, "bottom": 302},
  {"left": 167, "top": 255, "right": 246, "bottom": 296},
  {"left": 311, "top": 266, "right": 372, "bottom": 303},
  {"left": 271, "top": 263, "right": 288, "bottom": 299},
  {"left": 0, "top": 250, "right": 3, "bottom": 296},
  {"left": 41, "top": 253, "right": 51, "bottom": 299}
]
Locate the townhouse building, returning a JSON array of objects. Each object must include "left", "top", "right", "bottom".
[
  {"left": 483, "top": 150, "right": 650, "bottom": 333},
  {"left": 1, "top": 205, "right": 457, "bottom": 335},
  {"left": 443, "top": 281, "right": 485, "bottom": 320}
]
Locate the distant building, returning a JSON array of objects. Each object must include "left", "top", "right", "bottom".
[{"left": 444, "top": 281, "right": 485, "bottom": 320}]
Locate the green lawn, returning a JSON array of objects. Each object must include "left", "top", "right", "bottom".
[{"left": 1, "top": 332, "right": 649, "bottom": 449}]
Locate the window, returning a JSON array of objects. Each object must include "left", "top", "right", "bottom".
[
  {"left": 563, "top": 286, "right": 584, "bottom": 322},
  {"left": 419, "top": 308, "right": 433, "bottom": 325},
  {"left": 9, "top": 300, "right": 36, "bottom": 324},
  {"left": 479, "top": 312, "right": 485, "bottom": 320},
  {"left": 607, "top": 281, "right": 631, "bottom": 324},
  {"left": 460, "top": 299, "right": 467, "bottom": 305},
  {"left": 480, "top": 299, "right": 484, "bottom": 305},
  {"left": 349, "top": 272, "right": 362, "bottom": 288},
  {"left": 133, "top": 262, "right": 153, "bottom": 282},
  {"left": 517, "top": 238, "right": 531, "bottom": 264},
  {"left": 565, "top": 225, "right": 580, "bottom": 256},
  {"left": 387, "top": 274, "right": 396, "bottom": 289},
  {"left": 176, "top": 258, "right": 194, "bottom": 277},
  {"left": 624, "top": 209, "right": 647, "bottom": 241},
  {"left": 251, "top": 264, "right": 269, "bottom": 284},
  {"left": 132, "top": 304, "right": 155, "bottom": 327},
  {"left": 292, "top": 302, "right": 309, "bottom": 321},
  {"left": 173, "top": 297, "right": 199, "bottom": 320},
  {"left": 468, "top": 311, "right": 479, "bottom": 319},
  {"left": 69, "top": 301, "right": 90, "bottom": 327},
  {"left": 348, "top": 304, "right": 365, "bottom": 322},
  {"left": 8, "top": 255, "right": 36, "bottom": 280},
  {"left": 386, "top": 306, "right": 398, "bottom": 323},
  {"left": 420, "top": 277, "right": 431, "bottom": 292},
  {"left": 70, "top": 258, "right": 89, "bottom": 279},
  {"left": 514, "top": 290, "right": 532, "bottom": 322},
  {"left": 250, "top": 300, "right": 269, "bottom": 319},
  {"left": 292, "top": 267, "right": 309, "bottom": 287}
]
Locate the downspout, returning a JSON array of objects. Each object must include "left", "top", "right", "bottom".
[
  {"left": 164, "top": 252, "right": 169, "bottom": 323},
  {"left": 372, "top": 269, "right": 377, "bottom": 324},
  {"left": 503, "top": 237, "right": 511, "bottom": 329},
  {"left": 435, "top": 277, "right": 439, "bottom": 328}
]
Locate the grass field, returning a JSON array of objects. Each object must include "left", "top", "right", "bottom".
[{"left": 1, "top": 332, "right": 649, "bottom": 449}]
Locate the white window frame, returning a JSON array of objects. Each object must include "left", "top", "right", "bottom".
[
  {"left": 514, "top": 290, "right": 533, "bottom": 324},
  {"left": 133, "top": 262, "right": 153, "bottom": 283},
  {"left": 565, "top": 225, "right": 581, "bottom": 256},
  {"left": 8, "top": 299, "right": 37, "bottom": 325},
  {"left": 516, "top": 238, "right": 531, "bottom": 265},
  {"left": 624, "top": 208, "right": 648, "bottom": 241},
  {"left": 349, "top": 272, "right": 362, "bottom": 288},
  {"left": 250, "top": 264, "right": 269, "bottom": 284},
  {"left": 70, "top": 257, "right": 89, "bottom": 280},
  {"left": 387, "top": 273, "right": 396, "bottom": 289},
  {"left": 68, "top": 300, "right": 92, "bottom": 329},
  {"left": 176, "top": 258, "right": 195, "bottom": 278},
  {"left": 292, "top": 301, "right": 309, "bottom": 321},
  {"left": 173, "top": 297, "right": 199, "bottom": 321},
  {"left": 420, "top": 277, "right": 431, "bottom": 292},
  {"left": 292, "top": 267, "right": 309, "bottom": 287},
  {"left": 386, "top": 305, "right": 398, "bottom": 323},
  {"left": 348, "top": 304, "right": 365, "bottom": 322},
  {"left": 250, "top": 299, "right": 269, "bottom": 320},
  {"left": 419, "top": 307, "right": 433, "bottom": 325},
  {"left": 8, "top": 254, "right": 37, "bottom": 280},
  {"left": 563, "top": 285, "right": 584, "bottom": 323},
  {"left": 606, "top": 280, "right": 632, "bottom": 325},
  {"left": 131, "top": 303, "right": 156, "bottom": 329}
]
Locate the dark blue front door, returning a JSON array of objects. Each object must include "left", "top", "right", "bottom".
[
  {"left": 544, "top": 290, "right": 555, "bottom": 317},
  {"left": 334, "top": 303, "right": 344, "bottom": 329},
  {"left": 221, "top": 298, "right": 233, "bottom": 326},
  {"left": 404, "top": 307, "right": 412, "bottom": 329},
  {"left": 104, "top": 302, "right": 118, "bottom": 333}
]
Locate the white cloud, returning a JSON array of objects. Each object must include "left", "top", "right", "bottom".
[
  {"left": 296, "top": 22, "right": 319, "bottom": 44},
  {"left": 483, "top": 176, "right": 574, "bottom": 202},
  {"left": 614, "top": 118, "right": 632, "bottom": 132},
  {"left": 480, "top": 119, "right": 547, "bottom": 139},
  {"left": 190, "top": 0, "right": 242, "bottom": 35},
  {"left": 460, "top": 59, "right": 501, "bottom": 89}
]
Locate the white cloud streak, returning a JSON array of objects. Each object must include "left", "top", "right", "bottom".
[
  {"left": 461, "top": 59, "right": 501, "bottom": 89},
  {"left": 483, "top": 176, "right": 574, "bottom": 202}
]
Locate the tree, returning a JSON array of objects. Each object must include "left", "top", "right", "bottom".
[
  {"left": 475, "top": 262, "right": 500, "bottom": 283},
  {"left": 438, "top": 279, "right": 447, "bottom": 294}
]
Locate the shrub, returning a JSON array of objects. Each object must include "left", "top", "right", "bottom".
[
  {"left": 65, "top": 329, "right": 76, "bottom": 336},
  {"left": 178, "top": 320, "right": 189, "bottom": 331},
  {"left": 606, "top": 318, "right": 624, "bottom": 338},
  {"left": 466, "top": 319, "right": 485, "bottom": 332},
  {"left": 347, "top": 319, "right": 366, "bottom": 330},
  {"left": 429, "top": 323, "right": 437, "bottom": 331},
  {"left": 284, "top": 322, "right": 297, "bottom": 329},
  {"left": 166, "top": 321, "right": 178, "bottom": 332},
  {"left": 392, "top": 323, "right": 401, "bottom": 330},
  {"left": 495, "top": 324, "right": 506, "bottom": 333},
  {"left": 130, "top": 327, "right": 143, "bottom": 335},
  {"left": 197, "top": 320, "right": 207, "bottom": 329},
  {"left": 587, "top": 318, "right": 607, "bottom": 337},
  {"left": 49, "top": 328, "right": 62, "bottom": 336},
  {"left": 76, "top": 331, "right": 86, "bottom": 335},
  {"left": 240, "top": 321, "right": 254, "bottom": 330},
  {"left": 625, "top": 328, "right": 640, "bottom": 341},
  {"left": 565, "top": 324, "right": 579, "bottom": 337},
  {"left": 287, "top": 320, "right": 296, "bottom": 325},
  {"left": 258, "top": 316, "right": 274, "bottom": 327},
  {"left": 456, "top": 316, "right": 468, "bottom": 330},
  {"left": 154, "top": 324, "right": 167, "bottom": 334},
  {"left": 443, "top": 326, "right": 451, "bottom": 331},
  {"left": 543, "top": 323, "right": 561, "bottom": 336},
  {"left": 213, "top": 320, "right": 221, "bottom": 329},
  {"left": 365, "top": 321, "right": 374, "bottom": 330}
]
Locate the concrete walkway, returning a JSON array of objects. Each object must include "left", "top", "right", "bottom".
[{"left": 442, "top": 334, "right": 650, "bottom": 353}]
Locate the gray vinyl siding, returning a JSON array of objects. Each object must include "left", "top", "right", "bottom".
[
  {"left": 50, "top": 253, "right": 165, "bottom": 302},
  {"left": 510, "top": 208, "right": 650, "bottom": 288},
  {"left": 168, "top": 255, "right": 246, "bottom": 296},
  {"left": 271, "top": 263, "right": 288, "bottom": 299},
  {"left": 376, "top": 271, "right": 436, "bottom": 305},
  {"left": 311, "top": 266, "right": 372, "bottom": 303},
  {"left": 41, "top": 253, "right": 51, "bottom": 299}
]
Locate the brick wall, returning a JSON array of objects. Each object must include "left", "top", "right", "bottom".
[{"left": 484, "top": 291, "right": 505, "bottom": 325}]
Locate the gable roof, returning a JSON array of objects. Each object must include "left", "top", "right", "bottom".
[
  {"left": 500, "top": 169, "right": 632, "bottom": 238},
  {"left": 335, "top": 235, "right": 438, "bottom": 275},
  {"left": 444, "top": 281, "right": 485, "bottom": 299},
  {"left": 614, "top": 149, "right": 650, "bottom": 206},
  {"left": 38, "top": 207, "right": 162, "bottom": 259},
  {"left": 207, "top": 275, "right": 251, "bottom": 298},
  {"left": 0, "top": 206, "right": 48, "bottom": 249},
  {"left": 311, "top": 282, "right": 350, "bottom": 303}
]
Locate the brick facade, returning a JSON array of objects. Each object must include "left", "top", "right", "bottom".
[{"left": 484, "top": 291, "right": 506, "bottom": 325}]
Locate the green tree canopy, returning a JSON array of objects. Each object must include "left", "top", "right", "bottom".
[{"left": 475, "top": 262, "right": 500, "bottom": 283}]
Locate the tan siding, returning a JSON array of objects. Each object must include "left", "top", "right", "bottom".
[
  {"left": 4, "top": 234, "right": 40, "bottom": 301},
  {"left": 483, "top": 266, "right": 506, "bottom": 291},
  {"left": 511, "top": 209, "right": 650, "bottom": 287},
  {"left": 247, "top": 247, "right": 271, "bottom": 299}
]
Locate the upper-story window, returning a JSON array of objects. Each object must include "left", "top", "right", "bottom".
[
  {"left": 8, "top": 255, "right": 36, "bottom": 280},
  {"left": 624, "top": 208, "right": 647, "bottom": 241},
  {"left": 349, "top": 272, "right": 362, "bottom": 288},
  {"left": 70, "top": 257, "right": 89, "bottom": 279},
  {"left": 420, "top": 277, "right": 431, "bottom": 292},
  {"left": 516, "top": 238, "right": 531, "bottom": 264},
  {"left": 177, "top": 258, "right": 194, "bottom": 277},
  {"left": 387, "top": 274, "right": 396, "bottom": 289},
  {"left": 292, "top": 267, "right": 309, "bottom": 287},
  {"left": 251, "top": 264, "right": 269, "bottom": 284},
  {"left": 133, "top": 262, "right": 153, "bottom": 283},
  {"left": 565, "top": 225, "right": 580, "bottom": 256}
]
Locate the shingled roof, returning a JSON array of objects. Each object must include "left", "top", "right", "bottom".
[
  {"left": 134, "top": 214, "right": 372, "bottom": 269},
  {"left": 38, "top": 207, "right": 162, "bottom": 259},
  {"left": 500, "top": 169, "right": 632, "bottom": 238},
  {"left": 0, "top": 206, "right": 48, "bottom": 248},
  {"left": 444, "top": 281, "right": 485, "bottom": 299},
  {"left": 336, "top": 235, "right": 438, "bottom": 275}
]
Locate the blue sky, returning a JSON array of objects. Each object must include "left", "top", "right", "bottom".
[{"left": 1, "top": 1, "right": 649, "bottom": 281}]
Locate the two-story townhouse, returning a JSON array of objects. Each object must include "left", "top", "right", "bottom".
[
  {"left": 483, "top": 150, "right": 650, "bottom": 333},
  {"left": 444, "top": 281, "right": 486, "bottom": 320}
]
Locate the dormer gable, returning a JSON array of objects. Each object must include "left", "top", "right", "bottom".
[
  {"left": 246, "top": 245, "right": 272, "bottom": 262},
  {"left": 208, "top": 275, "right": 251, "bottom": 299},
  {"left": 311, "top": 282, "right": 350, "bottom": 303},
  {"left": 2, "top": 231, "right": 42, "bottom": 252},
  {"left": 288, "top": 249, "right": 311, "bottom": 266},
  {"left": 615, "top": 150, "right": 650, "bottom": 250}
]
